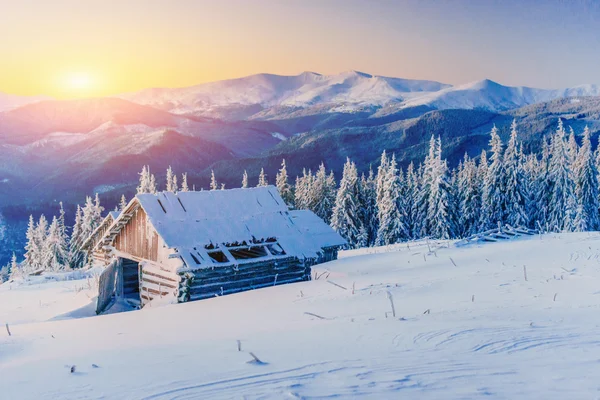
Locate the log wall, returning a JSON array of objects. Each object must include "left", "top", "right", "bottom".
[
  {"left": 114, "top": 207, "right": 160, "bottom": 262},
  {"left": 179, "top": 257, "right": 311, "bottom": 302}
]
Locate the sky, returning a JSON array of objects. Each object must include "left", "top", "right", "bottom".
[{"left": 1, "top": 0, "right": 600, "bottom": 98}]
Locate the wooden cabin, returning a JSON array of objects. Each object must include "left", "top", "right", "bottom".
[{"left": 91, "top": 186, "right": 346, "bottom": 313}]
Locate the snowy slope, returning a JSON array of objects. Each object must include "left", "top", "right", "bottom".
[
  {"left": 403, "top": 79, "right": 600, "bottom": 111},
  {"left": 3, "top": 233, "right": 600, "bottom": 399}
]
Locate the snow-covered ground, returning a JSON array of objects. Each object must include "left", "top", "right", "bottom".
[{"left": 2, "top": 233, "right": 600, "bottom": 399}]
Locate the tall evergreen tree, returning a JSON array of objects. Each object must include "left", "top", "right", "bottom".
[
  {"left": 166, "top": 166, "right": 176, "bottom": 192},
  {"left": 257, "top": 168, "right": 268, "bottom": 187},
  {"left": 331, "top": 158, "right": 366, "bottom": 248},
  {"left": 44, "top": 216, "right": 69, "bottom": 271},
  {"left": 573, "top": 126, "right": 600, "bottom": 231},
  {"left": 119, "top": 195, "right": 128, "bottom": 211},
  {"left": 547, "top": 119, "right": 576, "bottom": 232},
  {"left": 276, "top": 159, "right": 294, "bottom": 206},
  {"left": 311, "top": 164, "right": 336, "bottom": 223},
  {"left": 376, "top": 154, "right": 407, "bottom": 245},
  {"left": 425, "top": 137, "right": 455, "bottom": 239},
  {"left": 503, "top": 120, "right": 529, "bottom": 227},
  {"left": 242, "top": 170, "right": 249, "bottom": 188},
  {"left": 359, "top": 168, "right": 378, "bottom": 245},
  {"left": 456, "top": 154, "right": 480, "bottom": 236},
  {"left": 180, "top": 173, "right": 189, "bottom": 192},
  {"left": 210, "top": 170, "right": 218, "bottom": 191},
  {"left": 480, "top": 126, "right": 506, "bottom": 230},
  {"left": 23, "top": 215, "right": 39, "bottom": 274}
]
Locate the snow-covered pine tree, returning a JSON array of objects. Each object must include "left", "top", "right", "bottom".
[
  {"left": 180, "top": 173, "right": 189, "bottom": 192},
  {"left": 547, "top": 119, "right": 577, "bottom": 232},
  {"left": 311, "top": 163, "right": 336, "bottom": 223},
  {"left": 359, "top": 167, "right": 378, "bottom": 246},
  {"left": 375, "top": 150, "right": 390, "bottom": 208},
  {"left": 210, "top": 170, "right": 218, "bottom": 190},
  {"left": 2, "top": 252, "right": 18, "bottom": 281},
  {"left": 44, "top": 216, "right": 69, "bottom": 271},
  {"left": 480, "top": 126, "right": 506, "bottom": 230},
  {"left": 415, "top": 136, "right": 438, "bottom": 237},
  {"left": 503, "top": 120, "right": 529, "bottom": 227},
  {"left": 33, "top": 214, "right": 48, "bottom": 271},
  {"left": 375, "top": 154, "right": 407, "bottom": 245},
  {"left": 242, "top": 170, "right": 249, "bottom": 188},
  {"left": 56, "top": 202, "right": 69, "bottom": 266},
  {"left": 425, "top": 137, "right": 455, "bottom": 239},
  {"left": 573, "top": 126, "right": 600, "bottom": 231},
  {"left": 404, "top": 162, "right": 420, "bottom": 239},
  {"left": 294, "top": 169, "right": 313, "bottom": 210},
  {"left": 166, "top": 166, "right": 175, "bottom": 192},
  {"left": 119, "top": 195, "right": 128, "bottom": 210},
  {"left": 531, "top": 136, "right": 552, "bottom": 231},
  {"left": 257, "top": 168, "right": 268, "bottom": 187},
  {"left": 567, "top": 127, "right": 578, "bottom": 165},
  {"left": 331, "top": 158, "right": 366, "bottom": 248},
  {"left": 276, "top": 159, "right": 294, "bottom": 206},
  {"left": 92, "top": 193, "right": 104, "bottom": 227},
  {"left": 172, "top": 174, "right": 178, "bottom": 193},
  {"left": 137, "top": 165, "right": 151, "bottom": 194},
  {"left": 149, "top": 173, "right": 157, "bottom": 194},
  {"left": 69, "top": 205, "right": 84, "bottom": 268},
  {"left": 456, "top": 154, "right": 480, "bottom": 236},
  {"left": 220, "top": 183, "right": 226, "bottom": 190}
]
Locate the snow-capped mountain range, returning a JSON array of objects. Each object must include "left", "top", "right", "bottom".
[
  {"left": 117, "top": 71, "right": 600, "bottom": 117},
  {"left": 3, "top": 70, "right": 600, "bottom": 210}
]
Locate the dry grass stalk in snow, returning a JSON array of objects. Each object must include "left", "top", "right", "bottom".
[{"left": 327, "top": 280, "right": 347, "bottom": 290}]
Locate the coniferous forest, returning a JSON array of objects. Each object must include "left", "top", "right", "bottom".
[{"left": 4, "top": 119, "right": 599, "bottom": 279}]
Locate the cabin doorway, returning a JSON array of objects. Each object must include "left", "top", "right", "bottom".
[{"left": 120, "top": 257, "right": 141, "bottom": 307}]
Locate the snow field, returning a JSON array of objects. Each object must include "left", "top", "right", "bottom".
[{"left": 2, "top": 233, "right": 600, "bottom": 399}]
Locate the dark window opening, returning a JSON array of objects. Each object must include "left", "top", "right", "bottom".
[
  {"left": 205, "top": 243, "right": 216, "bottom": 250},
  {"left": 267, "top": 243, "right": 286, "bottom": 256},
  {"left": 230, "top": 246, "right": 268, "bottom": 260},
  {"left": 208, "top": 250, "right": 229, "bottom": 263}
]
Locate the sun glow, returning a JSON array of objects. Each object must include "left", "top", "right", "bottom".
[{"left": 56, "top": 71, "right": 101, "bottom": 98}]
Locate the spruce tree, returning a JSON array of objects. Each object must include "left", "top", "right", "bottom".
[
  {"left": 331, "top": 158, "right": 366, "bottom": 248},
  {"left": 359, "top": 168, "right": 378, "bottom": 245},
  {"left": 548, "top": 119, "right": 576, "bottom": 232},
  {"left": 166, "top": 166, "right": 175, "bottom": 192},
  {"left": 456, "top": 154, "right": 481, "bottom": 236},
  {"left": 242, "top": 170, "right": 249, "bottom": 188},
  {"left": 180, "top": 173, "right": 189, "bottom": 192},
  {"left": 425, "top": 137, "right": 455, "bottom": 239},
  {"left": 276, "top": 159, "right": 294, "bottom": 206},
  {"left": 44, "top": 216, "right": 68, "bottom": 271},
  {"left": 23, "top": 215, "right": 39, "bottom": 274},
  {"left": 119, "top": 195, "right": 128, "bottom": 210},
  {"left": 210, "top": 170, "right": 218, "bottom": 191},
  {"left": 311, "top": 164, "right": 336, "bottom": 223},
  {"left": 257, "top": 168, "right": 268, "bottom": 187},
  {"left": 573, "top": 126, "right": 600, "bottom": 231},
  {"left": 480, "top": 126, "right": 506, "bottom": 230},
  {"left": 376, "top": 154, "right": 407, "bottom": 245},
  {"left": 503, "top": 120, "right": 529, "bottom": 227}
]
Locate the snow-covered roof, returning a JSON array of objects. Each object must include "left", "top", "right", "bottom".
[
  {"left": 134, "top": 186, "right": 345, "bottom": 270},
  {"left": 109, "top": 211, "right": 120, "bottom": 220},
  {"left": 289, "top": 210, "right": 347, "bottom": 249}
]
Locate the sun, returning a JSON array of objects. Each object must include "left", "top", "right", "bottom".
[{"left": 66, "top": 72, "right": 93, "bottom": 91}]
